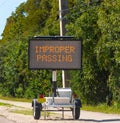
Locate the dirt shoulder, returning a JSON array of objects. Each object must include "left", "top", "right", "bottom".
[{"left": 0, "top": 99, "right": 120, "bottom": 123}]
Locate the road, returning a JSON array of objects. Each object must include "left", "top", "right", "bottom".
[
  {"left": 0, "top": 116, "right": 15, "bottom": 123},
  {"left": 0, "top": 99, "right": 120, "bottom": 123}
]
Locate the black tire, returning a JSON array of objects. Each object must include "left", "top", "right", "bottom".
[
  {"left": 72, "top": 107, "right": 80, "bottom": 119},
  {"left": 33, "top": 106, "right": 41, "bottom": 120},
  {"left": 72, "top": 99, "right": 81, "bottom": 119},
  {"left": 32, "top": 99, "right": 42, "bottom": 120}
]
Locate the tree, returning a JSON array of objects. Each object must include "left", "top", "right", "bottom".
[
  {"left": 96, "top": 0, "right": 120, "bottom": 104},
  {"left": 1, "top": 0, "right": 120, "bottom": 105},
  {"left": 2, "top": 3, "right": 27, "bottom": 42},
  {"left": 66, "top": 0, "right": 109, "bottom": 104}
]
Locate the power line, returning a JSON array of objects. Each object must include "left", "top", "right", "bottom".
[
  {"left": 59, "top": 6, "right": 77, "bottom": 13},
  {"left": 39, "top": 5, "right": 79, "bottom": 28},
  {"left": 39, "top": 6, "right": 85, "bottom": 30}
]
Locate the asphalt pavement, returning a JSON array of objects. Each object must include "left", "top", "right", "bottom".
[{"left": 0, "top": 116, "right": 15, "bottom": 123}]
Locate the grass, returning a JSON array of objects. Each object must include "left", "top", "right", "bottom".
[
  {"left": 0, "top": 102, "right": 31, "bottom": 115},
  {"left": 0, "top": 96, "right": 50, "bottom": 116},
  {"left": 0, "top": 102, "right": 13, "bottom": 107},
  {"left": 10, "top": 109, "right": 33, "bottom": 115},
  {"left": 0, "top": 95, "right": 32, "bottom": 102},
  {"left": 0, "top": 101, "right": 33, "bottom": 116},
  {"left": 82, "top": 103, "right": 120, "bottom": 114},
  {"left": 10, "top": 109, "right": 50, "bottom": 116},
  {"left": 11, "top": 104, "right": 120, "bottom": 116},
  {"left": 0, "top": 96, "right": 33, "bottom": 115},
  {"left": 0, "top": 95, "right": 120, "bottom": 115}
]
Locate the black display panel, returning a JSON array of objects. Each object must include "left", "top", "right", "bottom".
[{"left": 29, "top": 37, "right": 82, "bottom": 70}]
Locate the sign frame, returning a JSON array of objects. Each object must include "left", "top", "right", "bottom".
[{"left": 28, "top": 36, "right": 82, "bottom": 70}]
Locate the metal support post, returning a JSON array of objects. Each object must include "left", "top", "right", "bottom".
[
  {"left": 62, "top": 107, "right": 64, "bottom": 119},
  {"left": 52, "top": 70, "right": 57, "bottom": 103},
  {"left": 44, "top": 104, "right": 46, "bottom": 119},
  {"left": 73, "top": 100, "right": 75, "bottom": 120},
  {"left": 59, "top": 0, "right": 69, "bottom": 88}
]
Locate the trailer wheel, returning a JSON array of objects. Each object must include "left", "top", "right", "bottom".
[
  {"left": 72, "top": 99, "right": 81, "bottom": 119},
  {"left": 72, "top": 107, "right": 80, "bottom": 119},
  {"left": 32, "top": 99, "right": 42, "bottom": 120}
]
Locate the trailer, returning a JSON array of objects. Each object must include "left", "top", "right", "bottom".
[
  {"left": 29, "top": 36, "right": 82, "bottom": 120},
  {"left": 32, "top": 88, "right": 82, "bottom": 120}
]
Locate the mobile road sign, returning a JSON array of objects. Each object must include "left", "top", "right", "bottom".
[{"left": 28, "top": 36, "right": 82, "bottom": 70}]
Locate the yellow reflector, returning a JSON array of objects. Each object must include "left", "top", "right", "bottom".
[{"left": 38, "top": 98, "right": 46, "bottom": 103}]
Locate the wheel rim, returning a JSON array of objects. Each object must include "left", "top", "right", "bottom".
[
  {"left": 33, "top": 99, "right": 36, "bottom": 117},
  {"left": 33, "top": 108, "right": 35, "bottom": 117}
]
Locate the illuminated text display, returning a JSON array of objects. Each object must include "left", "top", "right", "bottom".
[{"left": 29, "top": 40, "right": 82, "bottom": 69}]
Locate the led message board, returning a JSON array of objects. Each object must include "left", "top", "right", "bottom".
[{"left": 29, "top": 37, "right": 82, "bottom": 70}]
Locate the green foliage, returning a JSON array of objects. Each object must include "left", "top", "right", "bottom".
[
  {"left": 96, "top": 0, "right": 120, "bottom": 103},
  {"left": 0, "top": 102, "right": 13, "bottom": 107},
  {"left": 67, "top": 0, "right": 120, "bottom": 104},
  {"left": 10, "top": 109, "right": 32, "bottom": 115},
  {"left": 40, "top": 0, "right": 59, "bottom": 36},
  {"left": 83, "top": 103, "right": 120, "bottom": 114},
  {"left": 0, "top": 0, "right": 120, "bottom": 106}
]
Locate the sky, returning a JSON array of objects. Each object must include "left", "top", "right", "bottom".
[{"left": 0, "top": 0, "right": 27, "bottom": 39}]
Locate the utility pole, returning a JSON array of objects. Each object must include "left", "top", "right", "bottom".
[
  {"left": 59, "top": 0, "right": 68, "bottom": 36},
  {"left": 59, "top": 0, "right": 69, "bottom": 88}
]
